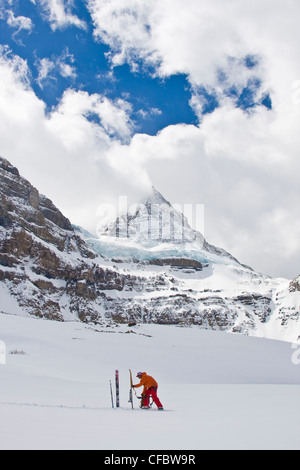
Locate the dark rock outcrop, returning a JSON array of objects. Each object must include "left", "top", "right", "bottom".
[
  {"left": 289, "top": 275, "right": 300, "bottom": 293},
  {"left": 148, "top": 258, "right": 202, "bottom": 270}
]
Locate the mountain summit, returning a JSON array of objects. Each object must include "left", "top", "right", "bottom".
[
  {"left": 99, "top": 186, "right": 198, "bottom": 243},
  {"left": 92, "top": 186, "right": 247, "bottom": 269}
]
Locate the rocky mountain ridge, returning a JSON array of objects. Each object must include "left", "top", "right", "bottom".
[{"left": 0, "top": 156, "right": 299, "bottom": 342}]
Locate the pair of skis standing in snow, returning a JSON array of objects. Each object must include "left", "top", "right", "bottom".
[
  {"left": 111, "top": 370, "right": 164, "bottom": 410},
  {"left": 129, "top": 370, "right": 164, "bottom": 410}
]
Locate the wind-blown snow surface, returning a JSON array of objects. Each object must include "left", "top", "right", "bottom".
[{"left": 0, "top": 311, "right": 299, "bottom": 450}]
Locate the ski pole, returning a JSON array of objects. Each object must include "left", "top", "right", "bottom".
[{"left": 110, "top": 380, "right": 114, "bottom": 408}]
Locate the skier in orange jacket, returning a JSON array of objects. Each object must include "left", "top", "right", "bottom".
[{"left": 133, "top": 372, "right": 164, "bottom": 410}]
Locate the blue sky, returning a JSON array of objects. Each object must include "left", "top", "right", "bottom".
[
  {"left": 0, "top": 0, "right": 299, "bottom": 278},
  {"left": 0, "top": 0, "right": 272, "bottom": 137},
  {"left": 0, "top": 0, "right": 198, "bottom": 135}
]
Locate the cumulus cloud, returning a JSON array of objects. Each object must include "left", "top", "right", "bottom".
[
  {"left": 88, "top": 0, "right": 157, "bottom": 69},
  {"left": 39, "top": 0, "right": 86, "bottom": 31},
  {"left": 87, "top": 0, "right": 299, "bottom": 84},
  {"left": 86, "top": 0, "right": 300, "bottom": 132},
  {"left": 47, "top": 89, "right": 134, "bottom": 145}
]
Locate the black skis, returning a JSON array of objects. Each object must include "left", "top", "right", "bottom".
[
  {"left": 129, "top": 369, "right": 134, "bottom": 409},
  {"left": 115, "top": 370, "right": 120, "bottom": 408}
]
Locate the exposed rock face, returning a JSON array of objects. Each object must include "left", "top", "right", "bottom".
[
  {"left": 0, "top": 157, "right": 299, "bottom": 342},
  {"left": 290, "top": 275, "right": 300, "bottom": 293},
  {"left": 0, "top": 157, "right": 90, "bottom": 255},
  {"left": 0, "top": 157, "right": 178, "bottom": 323},
  {"left": 0, "top": 156, "right": 118, "bottom": 321},
  {"left": 0, "top": 158, "right": 71, "bottom": 230},
  {"left": 148, "top": 258, "right": 203, "bottom": 270}
]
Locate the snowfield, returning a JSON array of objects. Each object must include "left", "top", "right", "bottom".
[{"left": 0, "top": 312, "right": 300, "bottom": 450}]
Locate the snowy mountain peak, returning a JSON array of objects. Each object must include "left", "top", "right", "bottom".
[
  {"left": 98, "top": 186, "right": 198, "bottom": 245},
  {"left": 145, "top": 186, "right": 172, "bottom": 207},
  {"left": 94, "top": 186, "right": 250, "bottom": 270}
]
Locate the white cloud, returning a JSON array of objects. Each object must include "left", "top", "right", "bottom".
[
  {"left": 87, "top": 0, "right": 249, "bottom": 81},
  {"left": 6, "top": 9, "right": 33, "bottom": 33},
  {"left": 36, "top": 57, "right": 55, "bottom": 87},
  {"left": 36, "top": 48, "right": 76, "bottom": 88},
  {"left": 0, "top": 5, "right": 33, "bottom": 44},
  {"left": 86, "top": 0, "right": 300, "bottom": 134},
  {"left": 87, "top": 0, "right": 300, "bottom": 85},
  {"left": 137, "top": 107, "right": 162, "bottom": 120},
  {"left": 0, "top": 48, "right": 140, "bottom": 232},
  {"left": 39, "top": 0, "right": 86, "bottom": 31},
  {"left": 58, "top": 61, "right": 76, "bottom": 79},
  {"left": 47, "top": 89, "right": 133, "bottom": 147},
  {"left": 0, "top": 45, "right": 33, "bottom": 100},
  {"left": 88, "top": 0, "right": 157, "bottom": 68}
]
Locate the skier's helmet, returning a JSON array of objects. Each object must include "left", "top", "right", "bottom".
[{"left": 136, "top": 372, "right": 143, "bottom": 378}]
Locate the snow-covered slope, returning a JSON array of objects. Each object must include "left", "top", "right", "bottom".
[{"left": 0, "top": 312, "right": 299, "bottom": 450}]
